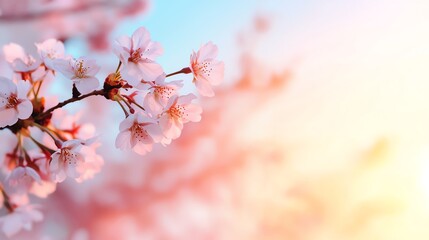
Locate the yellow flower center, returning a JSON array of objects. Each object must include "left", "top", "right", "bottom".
[{"left": 75, "top": 60, "right": 88, "bottom": 78}]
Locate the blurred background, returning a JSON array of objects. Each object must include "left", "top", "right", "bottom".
[{"left": 2, "top": 0, "right": 429, "bottom": 239}]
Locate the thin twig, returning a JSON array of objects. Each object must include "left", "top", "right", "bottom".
[
  {"left": 35, "top": 89, "right": 104, "bottom": 121},
  {"left": 165, "top": 67, "right": 192, "bottom": 78}
]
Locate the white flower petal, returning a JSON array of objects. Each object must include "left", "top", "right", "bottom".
[
  {"left": 113, "top": 36, "right": 132, "bottom": 63},
  {"left": 184, "top": 104, "right": 202, "bottom": 123},
  {"left": 25, "top": 167, "right": 41, "bottom": 183},
  {"left": 121, "top": 62, "right": 143, "bottom": 87},
  {"left": 16, "top": 81, "right": 31, "bottom": 99},
  {"left": 3, "top": 43, "right": 26, "bottom": 63},
  {"left": 177, "top": 93, "right": 197, "bottom": 105},
  {"left": 53, "top": 170, "right": 67, "bottom": 183},
  {"left": 205, "top": 61, "right": 224, "bottom": 86},
  {"left": 131, "top": 27, "right": 151, "bottom": 50},
  {"left": 0, "top": 77, "right": 16, "bottom": 96},
  {"left": 133, "top": 142, "right": 152, "bottom": 155},
  {"left": 49, "top": 152, "right": 61, "bottom": 172},
  {"left": 81, "top": 58, "right": 100, "bottom": 76},
  {"left": 144, "top": 93, "right": 163, "bottom": 115},
  {"left": 145, "top": 123, "right": 163, "bottom": 143},
  {"left": 194, "top": 78, "right": 215, "bottom": 97},
  {"left": 115, "top": 130, "right": 132, "bottom": 150},
  {"left": 1, "top": 214, "right": 22, "bottom": 237},
  {"left": 119, "top": 115, "right": 135, "bottom": 131},
  {"left": 53, "top": 59, "right": 75, "bottom": 79},
  {"left": 137, "top": 61, "right": 164, "bottom": 83},
  {"left": 62, "top": 139, "right": 83, "bottom": 150},
  {"left": 143, "top": 41, "right": 163, "bottom": 60},
  {"left": 30, "top": 181, "right": 56, "bottom": 198},
  {"left": 198, "top": 42, "right": 218, "bottom": 60},
  {"left": 74, "top": 77, "right": 99, "bottom": 94},
  {"left": 159, "top": 114, "right": 181, "bottom": 140},
  {"left": 0, "top": 108, "right": 18, "bottom": 127},
  {"left": 17, "top": 100, "right": 33, "bottom": 119}
]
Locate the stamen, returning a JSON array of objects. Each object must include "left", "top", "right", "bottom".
[
  {"left": 154, "top": 86, "right": 174, "bottom": 100},
  {"left": 168, "top": 105, "right": 187, "bottom": 119},
  {"left": 193, "top": 61, "right": 213, "bottom": 77},
  {"left": 61, "top": 148, "right": 78, "bottom": 165},
  {"left": 6, "top": 94, "right": 20, "bottom": 109},
  {"left": 128, "top": 48, "right": 143, "bottom": 63},
  {"left": 75, "top": 60, "right": 88, "bottom": 78},
  {"left": 131, "top": 123, "right": 149, "bottom": 142}
]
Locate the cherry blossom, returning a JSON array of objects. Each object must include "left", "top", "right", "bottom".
[
  {"left": 31, "top": 152, "right": 50, "bottom": 177},
  {"left": 190, "top": 42, "right": 224, "bottom": 97},
  {"left": 50, "top": 109, "right": 96, "bottom": 140},
  {"left": 29, "top": 65, "right": 55, "bottom": 83},
  {"left": 54, "top": 57, "right": 100, "bottom": 94},
  {"left": 49, "top": 139, "right": 86, "bottom": 183},
  {"left": 7, "top": 166, "right": 42, "bottom": 194},
  {"left": 0, "top": 77, "right": 33, "bottom": 127},
  {"left": 159, "top": 94, "right": 202, "bottom": 140},
  {"left": 3, "top": 43, "right": 41, "bottom": 73},
  {"left": 113, "top": 27, "right": 164, "bottom": 87},
  {"left": 30, "top": 181, "right": 57, "bottom": 198},
  {"left": 144, "top": 74, "right": 183, "bottom": 115},
  {"left": 115, "top": 113, "right": 163, "bottom": 155},
  {"left": 0, "top": 204, "right": 43, "bottom": 237},
  {"left": 8, "top": 194, "right": 30, "bottom": 208},
  {"left": 35, "top": 38, "right": 66, "bottom": 70},
  {"left": 0, "top": 26, "right": 221, "bottom": 237}
]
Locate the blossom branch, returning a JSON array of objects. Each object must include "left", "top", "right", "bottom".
[
  {"left": 35, "top": 89, "right": 105, "bottom": 121},
  {"left": 0, "top": 26, "right": 224, "bottom": 238}
]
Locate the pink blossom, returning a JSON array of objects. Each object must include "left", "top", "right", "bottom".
[
  {"left": 50, "top": 109, "right": 96, "bottom": 140},
  {"left": 0, "top": 204, "right": 43, "bottom": 237},
  {"left": 3, "top": 43, "right": 41, "bottom": 72},
  {"left": 75, "top": 143, "right": 104, "bottom": 183},
  {"left": 115, "top": 113, "right": 163, "bottom": 155},
  {"left": 26, "top": 151, "right": 57, "bottom": 198},
  {"left": 49, "top": 139, "right": 86, "bottom": 183},
  {"left": 30, "top": 65, "right": 55, "bottom": 83},
  {"left": 0, "top": 77, "right": 33, "bottom": 127},
  {"left": 8, "top": 65, "right": 55, "bottom": 97},
  {"left": 7, "top": 166, "right": 41, "bottom": 194},
  {"left": 54, "top": 57, "right": 100, "bottom": 94},
  {"left": 49, "top": 138, "right": 102, "bottom": 183},
  {"left": 144, "top": 74, "right": 183, "bottom": 115},
  {"left": 113, "top": 27, "right": 164, "bottom": 87},
  {"left": 190, "top": 42, "right": 224, "bottom": 97},
  {"left": 35, "top": 38, "right": 66, "bottom": 70},
  {"left": 31, "top": 152, "right": 50, "bottom": 177},
  {"left": 8, "top": 194, "right": 29, "bottom": 207},
  {"left": 159, "top": 94, "right": 202, "bottom": 140},
  {"left": 29, "top": 181, "right": 57, "bottom": 198}
]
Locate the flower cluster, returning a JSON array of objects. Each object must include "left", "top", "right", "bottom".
[{"left": 0, "top": 27, "right": 223, "bottom": 237}]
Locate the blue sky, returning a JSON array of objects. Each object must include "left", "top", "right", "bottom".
[{"left": 111, "top": 0, "right": 292, "bottom": 79}]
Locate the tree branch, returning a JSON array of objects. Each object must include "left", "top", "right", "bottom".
[{"left": 35, "top": 89, "right": 104, "bottom": 121}]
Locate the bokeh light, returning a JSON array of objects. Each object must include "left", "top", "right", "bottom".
[{"left": 0, "top": 0, "right": 428, "bottom": 239}]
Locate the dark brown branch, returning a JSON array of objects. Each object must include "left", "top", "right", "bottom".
[{"left": 35, "top": 89, "right": 104, "bottom": 121}]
